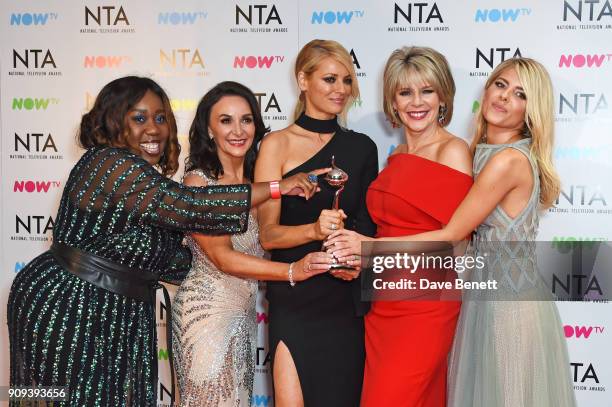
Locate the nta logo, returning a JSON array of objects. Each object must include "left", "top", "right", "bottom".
[
  {"left": 14, "top": 133, "right": 58, "bottom": 153},
  {"left": 559, "top": 53, "right": 612, "bottom": 68},
  {"left": 83, "top": 55, "right": 132, "bottom": 68},
  {"left": 12, "top": 49, "right": 56, "bottom": 69},
  {"left": 10, "top": 12, "right": 58, "bottom": 26},
  {"left": 158, "top": 11, "right": 207, "bottom": 25},
  {"left": 235, "top": 4, "right": 282, "bottom": 25},
  {"left": 85, "top": 5, "right": 129, "bottom": 25},
  {"left": 254, "top": 92, "right": 281, "bottom": 113},
  {"left": 311, "top": 10, "right": 364, "bottom": 24},
  {"left": 14, "top": 180, "right": 61, "bottom": 193},
  {"left": 475, "top": 8, "right": 531, "bottom": 22},
  {"left": 160, "top": 49, "right": 204, "bottom": 69},
  {"left": 557, "top": 185, "right": 607, "bottom": 206},
  {"left": 12, "top": 98, "right": 59, "bottom": 110},
  {"left": 233, "top": 55, "right": 284, "bottom": 69},
  {"left": 559, "top": 93, "right": 608, "bottom": 115},
  {"left": 476, "top": 48, "right": 522, "bottom": 69},
  {"left": 15, "top": 215, "right": 54, "bottom": 234},
  {"left": 571, "top": 362, "right": 600, "bottom": 383},
  {"left": 393, "top": 2, "right": 443, "bottom": 24},
  {"left": 563, "top": 0, "right": 612, "bottom": 22}
]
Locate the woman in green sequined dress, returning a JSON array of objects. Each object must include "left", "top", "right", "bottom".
[{"left": 7, "top": 76, "right": 319, "bottom": 407}]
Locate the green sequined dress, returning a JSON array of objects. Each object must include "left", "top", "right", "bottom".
[{"left": 7, "top": 147, "right": 251, "bottom": 406}]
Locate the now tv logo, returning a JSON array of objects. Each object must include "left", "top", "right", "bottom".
[
  {"left": 311, "top": 10, "right": 364, "bottom": 24},
  {"left": 158, "top": 11, "right": 207, "bottom": 24},
  {"left": 233, "top": 55, "right": 284, "bottom": 69},
  {"left": 12, "top": 98, "right": 59, "bottom": 110},
  {"left": 251, "top": 394, "right": 272, "bottom": 406},
  {"left": 84, "top": 55, "right": 132, "bottom": 68},
  {"left": 170, "top": 98, "right": 198, "bottom": 112},
  {"left": 474, "top": 8, "right": 531, "bottom": 22},
  {"left": 14, "top": 180, "right": 60, "bottom": 193},
  {"left": 10, "top": 12, "right": 58, "bottom": 26},
  {"left": 559, "top": 53, "right": 612, "bottom": 68},
  {"left": 564, "top": 325, "right": 605, "bottom": 339},
  {"left": 256, "top": 312, "right": 269, "bottom": 324}
]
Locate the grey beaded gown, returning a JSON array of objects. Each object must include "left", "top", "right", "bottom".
[
  {"left": 172, "top": 169, "right": 263, "bottom": 407},
  {"left": 448, "top": 139, "right": 576, "bottom": 407}
]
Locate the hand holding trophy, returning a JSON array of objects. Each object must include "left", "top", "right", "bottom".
[{"left": 323, "top": 156, "right": 357, "bottom": 272}]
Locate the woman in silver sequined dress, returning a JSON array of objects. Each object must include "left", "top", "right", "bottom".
[
  {"left": 328, "top": 58, "right": 576, "bottom": 406},
  {"left": 172, "top": 82, "right": 333, "bottom": 407}
]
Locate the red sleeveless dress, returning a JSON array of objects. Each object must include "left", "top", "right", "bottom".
[{"left": 361, "top": 153, "right": 472, "bottom": 407}]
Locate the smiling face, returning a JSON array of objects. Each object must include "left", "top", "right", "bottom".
[
  {"left": 392, "top": 75, "right": 442, "bottom": 135},
  {"left": 123, "top": 90, "right": 169, "bottom": 165},
  {"left": 208, "top": 95, "right": 255, "bottom": 160},
  {"left": 481, "top": 66, "right": 527, "bottom": 136},
  {"left": 299, "top": 56, "right": 353, "bottom": 119}
]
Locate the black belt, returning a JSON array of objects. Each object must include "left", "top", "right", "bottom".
[{"left": 51, "top": 242, "right": 176, "bottom": 405}]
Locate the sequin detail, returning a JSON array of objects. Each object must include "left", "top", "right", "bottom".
[
  {"left": 173, "top": 170, "right": 263, "bottom": 407},
  {"left": 7, "top": 147, "right": 250, "bottom": 407}
]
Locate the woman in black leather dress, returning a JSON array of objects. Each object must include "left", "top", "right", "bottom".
[{"left": 255, "top": 39, "right": 379, "bottom": 407}]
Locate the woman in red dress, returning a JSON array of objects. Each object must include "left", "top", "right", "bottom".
[{"left": 326, "top": 47, "right": 472, "bottom": 406}]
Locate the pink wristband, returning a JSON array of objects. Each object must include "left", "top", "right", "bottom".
[{"left": 269, "top": 181, "right": 281, "bottom": 199}]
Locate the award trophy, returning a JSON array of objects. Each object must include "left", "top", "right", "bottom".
[{"left": 324, "top": 156, "right": 356, "bottom": 271}]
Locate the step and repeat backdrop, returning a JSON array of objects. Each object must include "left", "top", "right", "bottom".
[{"left": 1, "top": 1, "right": 611, "bottom": 406}]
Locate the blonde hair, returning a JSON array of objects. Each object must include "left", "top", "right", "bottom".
[
  {"left": 382, "top": 46, "right": 455, "bottom": 127},
  {"left": 293, "top": 39, "right": 359, "bottom": 124},
  {"left": 472, "top": 57, "right": 560, "bottom": 208}
]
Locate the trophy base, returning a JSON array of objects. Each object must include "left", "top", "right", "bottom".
[{"left": 328, "top": 262, "right": 357, "bottom": 271}]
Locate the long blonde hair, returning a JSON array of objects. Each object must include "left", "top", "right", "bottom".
[
  {"left": 472, "top": 57, "right": 560, "bottom": 208},
  {"left": 293, "top": 39, "right": 359, "bottom": 124}
]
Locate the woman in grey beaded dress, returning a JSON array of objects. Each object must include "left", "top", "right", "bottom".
[
  {"left": 328, "top": 58, "right": 576, "bottom": 406},
  {"left": 172, "top": 82, "right": 335, "bottom": 407}
]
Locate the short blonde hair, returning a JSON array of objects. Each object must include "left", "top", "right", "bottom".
[
  {"left": 472, "top": 57, "right": 560, "bottom": 208},
  {"left": 294, "top": 39, "right": 359, "bottom": 124},
  {"left": 383, "top": 46, "right": 455, "bottom": 127}
]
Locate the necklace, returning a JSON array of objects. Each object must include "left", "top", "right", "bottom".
[{"left": 295, "top": 112, "right": 339, "bottom": 134}]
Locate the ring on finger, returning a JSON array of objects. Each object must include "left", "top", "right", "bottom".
[
  {"left": 307, "top": 174, "right": 318, "bottom": 184},
  {"left": 308, "top": 263, "right": 312, "bottom": 271},
  {"left": 330, "top": 223, "right": 337, "bottom": 230}
]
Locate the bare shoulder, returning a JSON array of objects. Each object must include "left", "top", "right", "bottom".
[
  {"left": 183, "top": 171, "right": 208, "bottom": 187},
  {"left": 259, "top": 127, "right": 292, "bottom": 154},
  {"left": 438, "top": 135, "right": 472, "bottom": 176},
  {"left": 483, "top": 147, "right": 529, "bottom": 178},
  {"left": 389, "top": 144, "right": 407, "bottom": 157}
]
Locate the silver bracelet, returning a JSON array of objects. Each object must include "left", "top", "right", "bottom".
[{"left": 288, "top": 262, "right": 296, "bottom": 287}]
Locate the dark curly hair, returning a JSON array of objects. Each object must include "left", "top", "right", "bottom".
[
  {"left": 186, "top": 81, "right": 269, "bottom": 181},
  {"left": 78, "top": 76, "right": 180, "bottom": 176}
]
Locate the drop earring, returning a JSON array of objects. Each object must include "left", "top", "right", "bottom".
[{"left": 438, "top": 104, "right": 447, "bottom": 124}]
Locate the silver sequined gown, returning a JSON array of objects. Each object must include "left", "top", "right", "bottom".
[
  {"left": 172, "top": 170, "right": 263, "bottom": 407},
  {"left": 448, "top": 139, "right": 576, "bottom": 407}
]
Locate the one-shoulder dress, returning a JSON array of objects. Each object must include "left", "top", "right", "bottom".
[
  {"left": 268, "top": 128, "right": 378, "bottom": 406},
  {"left": 361, "top": 153, "right": 473, "bottom": 407},
  {"left": 448, "top": 139, "right": 576, "bottom": 407},
  {"left": 8, "top": 147, "right": 251, "bottom": 407}
]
